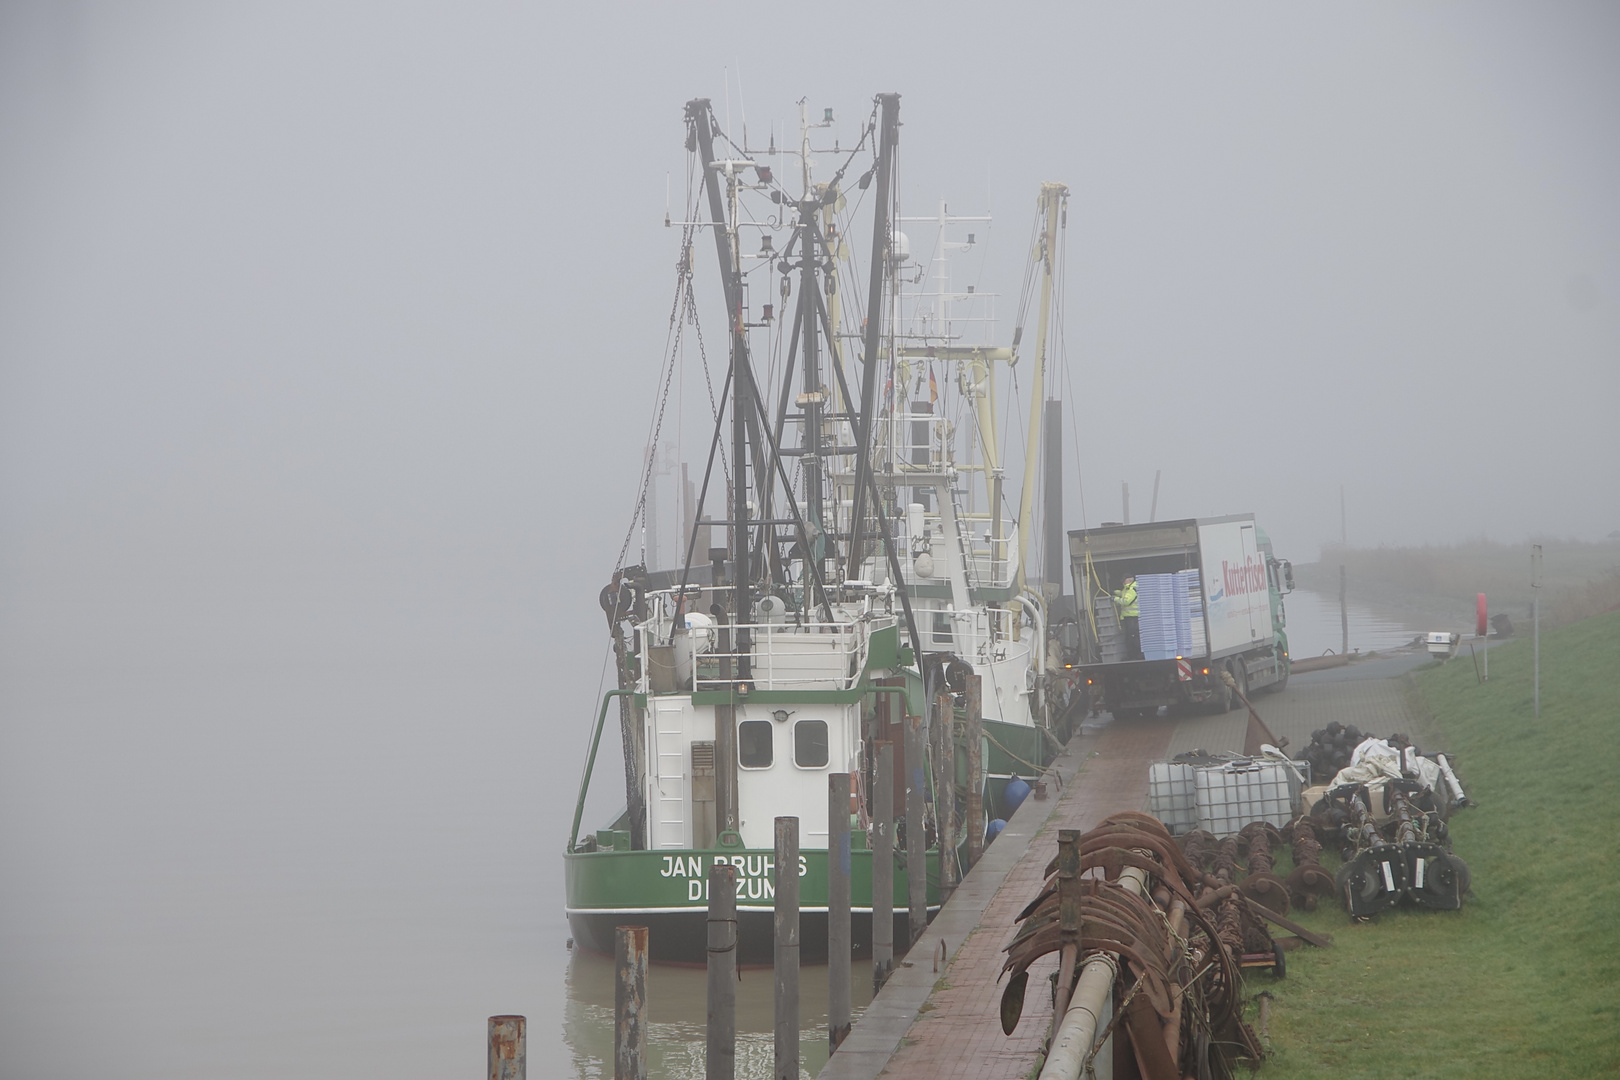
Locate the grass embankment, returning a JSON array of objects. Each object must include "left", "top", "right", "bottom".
[
  {"left": 1250, "top": 609, "right": 1620, "bottom": 1079},
  {"left": 1295, "top": 539, "right": 1620, "bottom": 631}
]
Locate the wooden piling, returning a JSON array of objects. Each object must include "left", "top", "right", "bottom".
[
  {"left": 774, "top": 816, "right": 800, "bottom": 1080},
  {"left": 487, "top": 1015, "right": 525, "bottom": 1080},
  {"left": 615, "top": 925, "right": 648, "bottom": 1080},
  {"left": 873, "top": 740, "right": 895, "bottom": 992},
  {"left": 935, "top": 692, "right": 957, "bottom": 902},
  {"left": 828, "top": 773, "right": 852, "bottom": 1051},
  {"left": 905, "top": 711, "right": 927, "bottom": 947},
  {"left": 965, "top": 675, "right": 983, "bottom": 871},
  {"left": 707, "top": 862, "right": 737, "bottom": 1080}
]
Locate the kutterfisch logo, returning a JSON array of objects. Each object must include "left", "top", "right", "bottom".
[{"left": 1221, "top": 557, "right": 1266, "bottom": 597}]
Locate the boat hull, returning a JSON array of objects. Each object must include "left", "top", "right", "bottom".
[{"left": 564, "top": 846, "right": 939, "bottom": 965}]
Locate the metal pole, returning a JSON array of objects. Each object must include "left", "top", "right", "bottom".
[
  {"left": 774, "top": 817, "right": 800, "bottom": 1080},
  {"left": 873, "top": 740, "right": 895, "bottom": 992},
  {"left": 828, "top": 773, "right": 852, "bottom": 1050},
  {"left": 1043, "top": 399, "right": 1065, "bottom": 591},
  {"left": 965, "top": 675, "right": 983, "bottom": 871},
  {"left": 615, "top": 926, "right": 649, "bottom": 1080},
  {"left": 1050, "top": 829, "right": 1080, "bottom": 1036},
  {"left": 707, "top": 863, "right": 737, "bottom": 1080},
  {"left": 488, "top": 1015, "right": 525, "bottom": 1080},
  {"left": 1148, "top": 468, "right": 1161, "bottom": 523},
  {"left": 1533, "top": 544, "right": 1542, "bottom": 719},
  {"left": 905, "top": 711, "right": 927, "bottom": 947}
]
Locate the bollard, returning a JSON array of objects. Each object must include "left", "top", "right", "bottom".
[
  {"left": 707, "top": 862, "right": 737, "bottom": 1080},
  {"left": 774, "top": 816, "right": 800, "bottom": 1080},
  {"left": 873, "top": 740, "right": 895, "bottom": 992},
  {"left": 965, "top": 675, "right": 983, "bottom": 871},
  {"left": 615, "top": 926, "right": 648, "bottom": 1080},
  {"left": 488, "top": 1015, "right": 525, "bottom": 1080},
  {"left": 828, "top": 773, "right": 852, "bottom": 1051},
  {"left": 905, "top": 711, "right": 927, "bottom": 947}
]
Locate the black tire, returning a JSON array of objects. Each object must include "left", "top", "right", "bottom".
[{"left": 1273, "top": 941, "right": 1287, "bottom": 978}]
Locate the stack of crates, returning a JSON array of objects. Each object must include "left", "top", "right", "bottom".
[
  {"left": 1135, "top": 573, "right": 1181, "bottom": 660},
  {"left": 1092, "top": 594, "right": 1123, "bottom": 662},
  {"left": 1176, "top": 569, "right": 1205, "bottom": 655}
]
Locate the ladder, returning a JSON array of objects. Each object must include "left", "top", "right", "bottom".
[{"left": 652, "top": 700, "right": 687, "bottom": 848}]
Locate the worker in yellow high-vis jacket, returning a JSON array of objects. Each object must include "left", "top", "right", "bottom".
[{"left": 1114, "top": 575, "right": 1141, "bottom": 660}]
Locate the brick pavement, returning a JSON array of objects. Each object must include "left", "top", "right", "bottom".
[
  {"left": 871, "top": 716, "right": 1177, "bottom": 1080},
  {"left": 1165, "top": 670, "right": 1433, "bottom": 764}
]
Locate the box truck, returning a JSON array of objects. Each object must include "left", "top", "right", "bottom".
[{"left": 1066, "top": 515, "right": 1294, "bottom": 718}]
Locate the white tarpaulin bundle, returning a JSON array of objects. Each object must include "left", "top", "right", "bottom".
[{"left": 1330, "top": 738, "right": 1468, "bottom": 809}]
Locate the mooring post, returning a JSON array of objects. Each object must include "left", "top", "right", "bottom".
[
  {"left": 707, "top": 862, "right": 737, "bottom": 1080},
  {"left": 873, "top": 740, "right": 895, "bottom": 992},
  {"left": 934, "top": 691, "right": 957, "bottom": 902},
  {"left": 905, "top": 710, "right": 927, "bottom": 947},
  {"left": 828, "top": 773, "right": 852, "bottom": 1051},
  {"left": 615, "top": 926, "right": 648, "bottom": 1080},
  {"left": 488, "top": 1015, "right": 525, "bottom": 1080},
  {"left": 774, "top": 816, "right": 800, "bottom": 1080},
  {"left": 965, "top": 675, "right": 983, "bottom": 871}
]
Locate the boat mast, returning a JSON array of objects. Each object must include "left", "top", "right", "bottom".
[
  {"left": 797, "top": 106, "right": 826, "bottom": 564},
  {"left": 1014, "top": 182, "right": 1068, "bottom": 597},
  {"left": 846, "top": 93, "right": 901, "bottom": 583},
  {"left": 687, "top": 98, "right": 754, "bottom": 674}
]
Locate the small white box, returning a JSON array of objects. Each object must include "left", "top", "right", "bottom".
[
  {"left": 1426, "top": 631, "right": 1461, "bottom": 659},
  {"left": 1147, "top": 763, "right": 1198, "bottom": 835},
  {"left": 1195, "top": 761, "right": 1294, "bottom": 836}
]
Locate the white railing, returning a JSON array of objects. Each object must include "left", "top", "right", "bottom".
[{"left": 691, "top": 620, "right": 867, "bottom": 692}]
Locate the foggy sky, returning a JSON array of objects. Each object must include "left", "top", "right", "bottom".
[
  {"left": 1, "top": 3, "right": 1616, "bottom": 1076},
  {"left": 3, "top": 3, "right": 1616, "bottom": 592}
]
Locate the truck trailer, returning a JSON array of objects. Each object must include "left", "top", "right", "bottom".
[{"left": 1066, "top": 515, "right": 1294, "bottom": 718}]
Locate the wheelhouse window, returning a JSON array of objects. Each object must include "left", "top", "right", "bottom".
[
  {"left": 793, "top": 719, "right": 829, "bottom": 769},
  {"left": 738, "top": 720, "right": 773, "bottom": 768},
  {"left": 931, "top": 611, "right": 953, "bottom": 645}
]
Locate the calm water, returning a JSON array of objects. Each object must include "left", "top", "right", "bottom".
[
  {"left": 1282, "top": 588, "right": 1418, "bottom": 658},
  {"left": 0, "top": 564, "right": 867, "bottom": 1080},
  {"left": 0, "top": 571, "right": 1410, "bottom": 1080}
]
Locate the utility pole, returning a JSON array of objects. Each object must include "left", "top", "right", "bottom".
[{"left": 1532, "top": 544, "right": 1542, "bottom": 718}]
